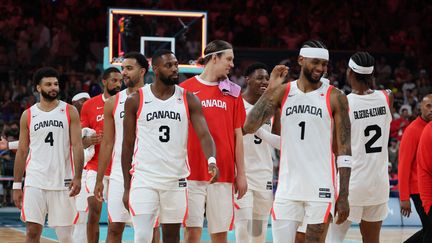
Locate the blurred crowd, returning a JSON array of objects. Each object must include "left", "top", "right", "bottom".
[{"left": 1, "top": 0, "right": 432, "bottom": 202}]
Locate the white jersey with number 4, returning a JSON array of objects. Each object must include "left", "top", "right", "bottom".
[
  {"left": 109, "top": 89, "right": 128, "bottom": 182},
  {"left": 277, "top": 80, "right": 336, "bottom": 202},
  {"left": 243, "top": 99, "right": 274, "bottom": 191},
  {"left": 25, "top": 101, "right": 73, "bottom": 190},
  {"left": 347, "top": 90, "right": 392, "bottom": 206},
  {"left": 131, "top": 85, "right": 190, "bottom": 190}
]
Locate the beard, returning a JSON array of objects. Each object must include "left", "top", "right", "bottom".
[
  {"left": 107, "top": 87, "right": 120, "bottom": 96},
  {"left": 303, "top": 68, "right": 322, "bottom": 84},
  {"left": 41, "top": 90, "right": 58, "bottom": 101},
  {"left": 160, "top": 75, "right": 179, "bottom": 85}
]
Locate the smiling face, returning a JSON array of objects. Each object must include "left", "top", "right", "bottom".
[
  {"left": 246, "top": 68, "right": 270, "bottom": 96},
  {"left": 299, "top": 56, "right": 328, "bottom": 84}
]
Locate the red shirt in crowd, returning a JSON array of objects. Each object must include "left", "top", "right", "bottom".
[
  {"left": 398, "top": 116, "right": 428, "bottom": 201},
  {"left": 417, "top": 122, "right": 432, "bottom": 214},
  {"left": 180, "top": 76, "right": 246, "bottom": 183},
  {"left": 80, "top": 94, "right": 110, "bottom": 175}
]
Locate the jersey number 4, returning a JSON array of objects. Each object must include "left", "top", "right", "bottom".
[
  {"left": 45, "top": 132, "right": 54, "bottom": 146},
  {"left": 364, "top": 124, "right": 382, "bottom": 153}
]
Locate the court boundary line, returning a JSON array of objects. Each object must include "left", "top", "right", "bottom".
[{"left": 8, "top": 226, "right": 57, "bottom": 242}]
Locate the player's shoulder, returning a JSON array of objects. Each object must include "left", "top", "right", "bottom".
[{"left": 180, "top": 76, "right": 198, "bottom": 88}]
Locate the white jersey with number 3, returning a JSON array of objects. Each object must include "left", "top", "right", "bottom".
[
  {"left": 110, "top": 89, "right": 128, "bottom": 182},
  {"left": 277, "top": 80, "right": 336, "bottom": 202},
  {"left": 243, "top": 99, "right": 273, "bottom": 191},
  {"left": 131, "top": 85, "right": 190, "bottom": 190},
  {"left": 348, "top": 90, "right": 392, "bottom": 206},
  {"left": 25, "top": 101, "right": 72, "bottom": 190}
]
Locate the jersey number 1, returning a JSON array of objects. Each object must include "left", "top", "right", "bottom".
[{"left": 45, "top": 132, "right": 54, "bottom": 146}]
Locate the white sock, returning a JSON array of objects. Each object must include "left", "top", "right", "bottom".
[
  {"left": 55, "top": 226, "right": 74, "bottom": 243},
  {"left": 251, "top": 219, "right": 267, "bottom": 243},
  {"left": 132, "top": 214, "right": 157, "bottom": 243},
  {"left": 272, "top": 219, "right": 300, "bottom": 243},
  {"left": 72, "top": 211, "right": 87, "bottom": 243},
  {"left": 325, "top": 220, "right": 351, "bottom": 243}
]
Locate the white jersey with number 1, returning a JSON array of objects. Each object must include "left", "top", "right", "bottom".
[
  {"left": 277, "top": 80, "right": 336, "bottom": 202},
  {"left": 347, "top": 90, "right": 392, "bottom": 206}
]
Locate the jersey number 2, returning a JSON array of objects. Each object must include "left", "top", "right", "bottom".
[
  {"left": 45, "top": 132, "right": 54, "bottom": 146},
  {"left": 159, "top": 125, "right": 170, "bottom": 142},
  {"left": 364, "top": 125, "right": 382, "bottom": 153}
]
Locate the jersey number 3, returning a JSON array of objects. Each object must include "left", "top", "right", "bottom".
[
  {"left": 159, "top": 125, "right": 170, "bottom": 142},
  {"left": 364, "top": 124, "right": 382, "bottom": 153}
]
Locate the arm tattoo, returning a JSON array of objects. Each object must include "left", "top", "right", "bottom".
[
  {"left": 336, "top": 92, "right": 352, "bottom": 156},
  {"left": 243, "top": 95, "right": 276, "bottom": 134}
]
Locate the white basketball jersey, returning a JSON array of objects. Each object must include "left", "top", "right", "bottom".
[
  {"left": 347, "top": 91, "right": 392, "bottom": 206},
  {"left": 243, "top": 99, "right": 274, "bottom": 191},
  {"left": 25, "top": 101, "right": 73, "bottom": 190},
  {"left": 109, "top": 89, "right": 128, "bottom": 182},
  {"left": 277, "top": 80, "right": 336, "bottom": 202},
  {"left": 131, "top": 85, "right": 190, "bottom": 190}
]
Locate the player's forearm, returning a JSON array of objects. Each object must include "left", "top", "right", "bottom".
[
  {"left": 72, "top": 145, "right": 84, "bottom": 180},
  {"left": 121, "top": 146, "right": 133, "bottom": 190},
  {"left": 243, "top": 93, "right": 277, "bottom": 134},
  {"left": 13, "top": 152, "right": 27, "bottom": 182},
  {"left": 338, "top": 167, "right": 351, "bottom": 197},
  {"left": 199, "top": 135, "right": 216, "bottom": 160},
  {"left": 234, "top": 131, "right": 246, "bottom": 175},
  {"left": 96, "top": 142, "right": 114, "bottom": 182},
  {"left": 255, "top": 128, "right": 281, "bottom": 149}
]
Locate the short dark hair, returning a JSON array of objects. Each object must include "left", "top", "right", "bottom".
[
  {"left": 301, "top": 40, "right": 327, "bottom": 49},
  {"left": 102, "top": 67, "right": 121, "bottom": 80},
  {"left": 123, "top": 52, "right": 149, "bottom": 75},
  {"left": 350, "top": 51, "right": 375, "bottom": 84},
  {"left": 152, "top": 49, "right": 174, "bottom": 66},
  {"left": 244, "top": 62, "right": 269, "bottom": 77},
  {"left": 197, "top": 40, "right": 233, "bottom": 65},
  {"left": 33, "top": 67, "right": 59, "bottom": 88}
]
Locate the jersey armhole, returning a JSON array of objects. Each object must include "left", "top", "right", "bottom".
[
  {"left": 325, "top": 86, "right": 334, "bottom": 119},
  {"left": 280, "top": 82, "right": 292, "bottom": 108},
  {"left": 136, "top": 88, "right": 144, "bottom": 117},
  {"left": 381, "top": 90, "right": 390, "bottom": 109},
  {"left": 27, "top": 108, "right": 31, "bottom": 130},
  {"left": 66, "top": 103, "right": 71, "bottom": 126},
  {"left": 183, "top": 90, "right": 190, "bottom": 121}
]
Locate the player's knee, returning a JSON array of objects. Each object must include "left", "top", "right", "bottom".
[
  {"left": 186, "top": 228, "right": 202, "bottom": 243},
  {"left": 108, "top": 223, "right": 124, "bottom": 236},
  {"left": 55, "top": 226, "right": 74, "bottom": 243},
  {"left": 135, "top": 228, "right": 153, "bottom": 243},
  {"left": 26, "top": 227, "right": 42, "bottom": 239}
]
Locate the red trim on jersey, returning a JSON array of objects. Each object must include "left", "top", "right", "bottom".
[
  {"left": 183, "top": 90, "right": 191, "bottom": 173},
  {"left": 229, "top": 185, "right": 235, "bottom": 231},
  {"left": 182, "top": 189, "right": 189, "bottom": 227},
  {"left": 66, "top": 104, "right": 75, "bottom": 176},
  {"left": 323, "top": 202, "right": 332, "bottom": 223},
  {"left": 66, "top": 103, "right": 71, "bottom": 125},
  {"left": 381, "top": 90, "right": 390, "bottom": 108},
  {"left": 280, "top": 82, "right": 292, "bottom": 108},
  {"left": 271, "top": 207, "right": 276, "bottom": 220},
  {"left": 85, "top": 183, "right": 90, "bottom": 193},
  {"left": 154, "top": 217, "right": 160, "bottom": 228},
  {"left": 21, "top": 187, "right": 26, "bottom": 221},
  {"left": 325, "top": 86, "right": 334, "bottom": 119},
  {"left": 234, "top": 202, "right": 240, "bottom": 210},
  {"left": 25, "top": 149, "right": 32, "bottom": 170},
  {"left": 326, "top": 86, "right": 337, "bottom": 199},
  {"left": 113, "top": 93, "right": 120, "bottom": 117},
  {"left": 137, "top": 88, "right": 144, "bottom": 117},
  {"left": 27, "top": 108, "right": 31, "bottom": 130},
  {"left": 128, "top": 180, "right": 136, "bottom": 216},
  {"left": 73, "top": 212, "right": 80, "bottom": 224}
]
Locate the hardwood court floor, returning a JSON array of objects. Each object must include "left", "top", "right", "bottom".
[{"left": 0, "top": 226, "right": 421, "bottom": 243}]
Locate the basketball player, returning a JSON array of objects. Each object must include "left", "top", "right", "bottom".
[
  {"left": 244, "top": 40, "right": 351, "bottom": 243},
  {"left": 417, "top": 113, "right": 432, "bottom": 243},
  {"left": 80, "top": 67, "right": 122, "bottom": 242},
  {"left": 12, "top": 67, "right": 84, "bottom": 243},
  {"left": 71, "top": 92, "right": 93, "bottom": 243},
  {"left": 398, "top": 94, "right": 432, "bottom": 242},
  {"left": 235, "top": 62, "right": 280, "bottom": 243},
  {"left": 122, "top": 49, "right": 219, "bottom": 243},
  {"left": 326, "top": 52, "right": 393, "bottom": 243},
  {"left": 180, "top": 40, "right": 247, "bottom": 243},
  {"left": 94, "top": 52, "right": 149, "bottom": 242}
]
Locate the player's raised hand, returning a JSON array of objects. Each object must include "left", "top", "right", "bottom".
[
  {"left": 94, "top": 181, "right": 104, "bottom": 202},
  {"left": 335, "top": 195, "right": 350, "bottom": 224},
  {"left": 268, "top": 65, "right": 289, "bottom": 90},
  {"left": 208, "top": 163, "right": 219, "bottom": 184},
  {"left": 69, "top": 176, "right": 81, "bottom": 197},
  {"left": 0, "top": 136, "right": 8, "bottom": 150}
]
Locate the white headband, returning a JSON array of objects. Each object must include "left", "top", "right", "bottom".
[
  {"left": 72, "top": 92, "right": 90, "bottom": 102},
  {"left": 203, "top": 49, "right": 232, "bottom": 58},
  {"left": 299, "top": 47, "right": 329, "bottom": 60},
  {"left": 348, "top": 59, "right": 374, "bottom": 74}
]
